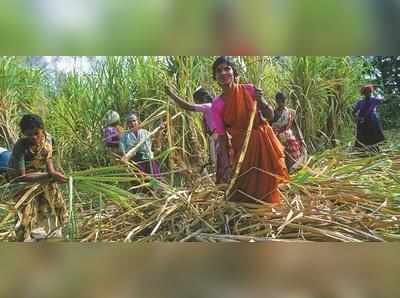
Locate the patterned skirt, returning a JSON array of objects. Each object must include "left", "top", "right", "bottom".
[{"left": 12, "top": 183, "right": 66, "bottom": 242}]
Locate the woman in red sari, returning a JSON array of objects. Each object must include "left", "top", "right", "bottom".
[{"left": 211, "top": 56, "right": 288, "bottom": 204}]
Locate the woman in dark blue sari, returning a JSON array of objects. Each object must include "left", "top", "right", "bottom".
[{"left": 353, "top": 85, "right": 385, "bottom": 151}]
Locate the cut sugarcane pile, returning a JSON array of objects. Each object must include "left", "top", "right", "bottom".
[
  {"left": 75, "top": 147, "right": 400, "bottom": 242},
  {"left": 1, "top": 147, "right": 399, "bottom": 242}
]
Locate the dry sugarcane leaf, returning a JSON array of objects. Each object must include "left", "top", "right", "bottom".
[{"left": 14, "top": 184, "right": 41, "bottom": 210}]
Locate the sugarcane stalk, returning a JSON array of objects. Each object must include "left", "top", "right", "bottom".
[
  {"left": 225, "top": 100, "right": 257, "bottom": 200},
  {"left": 140, "top": 110, "right": 167, "bottom": 128},
  {"left": 167, "top": 102, "right": 174, "bottom": 186},
  {"left": 68, "top": 176, "right": 75, "bottom": 240}
]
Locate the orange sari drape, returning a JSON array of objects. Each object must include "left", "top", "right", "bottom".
[{"left": 223, "top": 84, "right": 288, "bottom": 203}]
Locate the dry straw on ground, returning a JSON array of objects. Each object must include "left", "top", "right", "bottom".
[{"left": 61, "top": 148, "right": 400, "bottom": 242}]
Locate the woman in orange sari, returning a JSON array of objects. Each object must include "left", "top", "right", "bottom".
[{"left": 211, "top": 56, "right": 288, "bottom": 203}]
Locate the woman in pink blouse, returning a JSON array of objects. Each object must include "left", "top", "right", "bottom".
[{"left": 211, "top": 56, "right": 288, "bottom": 203}]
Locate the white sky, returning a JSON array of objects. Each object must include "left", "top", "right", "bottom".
[{"left": 42, "top": 56, "right": 97, "bottom": 73}]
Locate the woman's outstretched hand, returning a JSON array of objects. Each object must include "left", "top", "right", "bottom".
[
  {"left": 254, "top": 87, "right": 274, "bottom": 121},
  {"left": 51, "top": 171, "right": 68, "bottom": 183}
]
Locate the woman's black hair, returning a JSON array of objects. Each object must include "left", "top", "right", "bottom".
[
  {"left": 275, "top": 92, "right": 287, "bottom": 101},
  {"left": 193, "top": 88, "right": 213, "bottom": 102},
  {"left": 212, "top": 56, "right": 238, "bottom": 80},
  {"left": 19, "top": 114, "right": 44, "bottom": 132}
]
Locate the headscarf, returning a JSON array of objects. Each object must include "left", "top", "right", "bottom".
[{"left": 104, "top": 110, "right": 120, "bottom": 127}]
